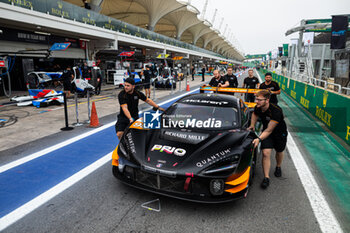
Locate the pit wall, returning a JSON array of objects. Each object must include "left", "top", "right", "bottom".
[{"left": 259, "top": 69, "right": 350, "bottom": 147}]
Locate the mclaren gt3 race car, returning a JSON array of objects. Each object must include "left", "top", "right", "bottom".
[{"left": 112, "top": 93, "right": 258, "bottom": 203}]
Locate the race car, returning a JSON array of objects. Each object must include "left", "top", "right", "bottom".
[{"left": 112, "top": 93, "right": 258, "bottom": 203}]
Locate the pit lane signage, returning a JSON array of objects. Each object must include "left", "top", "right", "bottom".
[
  {"left": 118, "top": 51, "right": 135, "bottom": 57},
  {"left": 50, "top": 42, "right": 71, "bottom": 51}
]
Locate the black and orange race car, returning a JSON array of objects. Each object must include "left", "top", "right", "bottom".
[{"left": 112, "top": 91, "right": 260, "bottom": 203}]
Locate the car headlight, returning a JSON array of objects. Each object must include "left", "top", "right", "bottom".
[
  {"left": 204, "top": 163, "right": 238, "bottom": 175},
  {"left": 118, "top": 142, "right": 130, "bottom": 160},
  {"left": 203, "top": 154, "right": 241, "bottom": 175}
]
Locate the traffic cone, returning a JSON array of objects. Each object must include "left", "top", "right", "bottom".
[
  {"left": 89, "top": 102, "right": 100, "bottom": 127},
  {"left": 186, "top": 81, "right": 190, "bottom": 91}
]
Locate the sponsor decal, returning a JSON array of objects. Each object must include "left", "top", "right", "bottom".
[
  {"left": 156, "top": 163, "right": 163, "bottom": 168},
  {"left": 182, "top": 99, "right": 229, "bottom": 105},
  {"left": 151, "top": 145, "right": 186, "bottom": 156},
  {"left": 163, "top": 118, "right": 222, "bottom": 128},
  {"left": 125, "top": 133, "right": 136, "bottom": 155},
  {"left": 196, "top": 149, "right": 232, "bottom": 167},
  {"left": 315, "top": 106, "right": 332, "bottom": 127},
  {"left": 163, "top": 131, "right": 208, "bottom": 141},
  {"left": 290, "top": 90, "right": 297, "bottom": 99},
  {"left": 143, "top": 110, "right": 161, "bottom": 129},
  {"left": 300, "top": 96, "right": 310, "bottom": 109}
]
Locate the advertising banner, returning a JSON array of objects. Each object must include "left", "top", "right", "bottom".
[{"left": 331, "top": 15, "right": 348, "bottom": 49}]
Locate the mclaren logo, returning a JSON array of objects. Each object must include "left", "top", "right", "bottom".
[
  {"left": 182, "top": 99, "right": 229, "bottom": 105},
  {"left": 323, "top": 91, "right": 328, "bottom": 108}
]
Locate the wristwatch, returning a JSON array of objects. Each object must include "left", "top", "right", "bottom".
[{"left": 258, "top": 137, "right": 262, "bottom": 142}]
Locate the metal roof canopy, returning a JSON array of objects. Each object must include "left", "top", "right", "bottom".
[{"left": 64, "top": 0, "right": 244, "bottom": 61}]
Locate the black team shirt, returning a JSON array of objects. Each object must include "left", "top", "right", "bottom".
[
  {"left": 224, "top": 74, "right": 238, "bottom": 88},
  {"left": 244, "top": 76, "right": 259, "bottom": 88},
  {"left": 118, "top": 90, "right": 147, "bottom": 120},
  {"left": 254, "top": 103, "right": 287, "bottom": 137},
  {"left": 209, "top": 76, "right": 227, "bottom": 87},
  {"left": 259, "top": 81, "right": 280, "bottom": 104}
]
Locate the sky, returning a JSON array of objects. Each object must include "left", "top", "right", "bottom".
[{"left": 190, "top": 0, "right": 350, "bottom": 55}]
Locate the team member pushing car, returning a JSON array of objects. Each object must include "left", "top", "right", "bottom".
[
  {"left": 209, "top": 70, "right": 229, "bottom": 87},
  {"left": 115, "top": 78, "right": 165, "bottom": 140},
  {"left": 248, "top": 90, "right": 288, "bottom": 189}
]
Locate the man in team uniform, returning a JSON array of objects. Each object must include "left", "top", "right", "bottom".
[
  {"left": 143, "top": 65, "right": 152, "bottom": 98},
  {"left": 259, "top": 72, "right": 281, "bottom": 104},
  {"left": 209, "top": 70, "right": 229, "bottom": 87},
  {"left": 243, "top": 69, "right": 260, "bottom": 102},
  {"left": 115, "top": 78, "right": 165, "bottom": 139},
  {"left": 223, "top": 66, "right": 238, "bottom": 88},
  {"left": 248, "top": 90, "right": 288, "bottom": 189}
]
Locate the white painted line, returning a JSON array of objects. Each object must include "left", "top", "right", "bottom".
[
  {"left": 0, "top": 88, "right": 200, "bottom": 230},
  {"left": 0, "top": 152, "right": 112, "bottom": 231},
  {"left": 287, "top": 134, "right": 343, "bottom": 233},
  {"left": 256, "top": 70, "right": 342, "bottom": 232},
  {"left": 0, "top": 87, "right": 198, "bottom": 174},
  {"left": 0, "top": 122, "right": 116, "bottom": 174}
]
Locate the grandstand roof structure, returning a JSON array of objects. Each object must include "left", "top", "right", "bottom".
[{"left": 64, "top": 0, "right": 245, "bottom": 61}]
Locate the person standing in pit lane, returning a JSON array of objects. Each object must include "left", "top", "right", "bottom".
[
  {"left": 61, "top": 66, "right": 74, "bottom": 98},
  {"left": 143, "top": 65, "right": 152, "bottom": 98},
  {"left": 223, "top": 66, "right": 238, "bottom": 88},
  {"left": 201, "top": 65, "right": 206, "bottom": 82},
  {"left": 243, "top": 69, "right": 260, "bottom": 102},
  {"left": 259, "top": 72, "right": 281, "bottom": 105},
  {"left": 209, "top": 70, "right": 229, "bottom": 87},
  {"left": 115, "top": 78, "right": 165, "bottom": 140},
  {"left": 191, "top": 65, "right": 195, "bottom": 81},
  {"left": 248, "top": 89, "right": 288, "bottom": 189}
]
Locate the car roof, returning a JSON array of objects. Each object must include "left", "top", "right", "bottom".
[{"left": 177, "top": 93, "right": 240, "bottom": 108}]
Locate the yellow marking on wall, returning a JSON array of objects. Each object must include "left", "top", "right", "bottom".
[
  {"left": 315, "top": 106, "right": 332, "bottom": 127},
  {"left": 300, "top": 96, "right": 310, "bottom": 109},
  {"left": 346, "top": 126, "right": 350, "bottom": 141}
]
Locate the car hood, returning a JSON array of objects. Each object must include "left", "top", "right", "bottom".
[{"left": 127, "top": 128, "right": 254, "bottom": 175}]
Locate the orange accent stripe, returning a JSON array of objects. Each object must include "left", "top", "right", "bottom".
[
  {"left": 270, "top": 120, "right": 279, "bottom": 124},
  {"left": 245, "top": 102, "right": 257, "bottom": 108},
  {"left": 200, "top": 86, "right": 260, "bottom": 94},
  {"left": 129, "top": 119, "right": 148, "bottom": 130},
  {"left": 112, "top": 145, "right": 119, "bottom": 166},
  {"left": 225, "top": 178, "right": 249, "bottom": 194},
  {"left": 225, "top": 167, "right": 250, "bottom": 186}
]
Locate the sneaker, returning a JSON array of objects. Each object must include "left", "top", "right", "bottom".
[
  {"left": 274, "top": 167, "right": 282, "bottom": 177},
  {"left": 261, "top": 177, "right": 270, "bottom": 189}
]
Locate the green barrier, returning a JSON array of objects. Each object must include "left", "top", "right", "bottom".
[
  {"left": 1, "top": 0, "right": 226, "bottom": 59},
  {"left": 261, "top": 69, "right": 350, "bottom": 146}
]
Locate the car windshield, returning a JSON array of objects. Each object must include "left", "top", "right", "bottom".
[{"left": 162, "top": 103, "right": 239, "bottom": 130}]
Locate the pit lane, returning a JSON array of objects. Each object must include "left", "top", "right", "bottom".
[{"left": 0, "top": 70, "right": 344, "bottom": 232}]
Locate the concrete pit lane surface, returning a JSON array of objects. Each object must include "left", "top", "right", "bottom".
[{"left": 0, "top": 71, "right": 346, "bottom": 232}]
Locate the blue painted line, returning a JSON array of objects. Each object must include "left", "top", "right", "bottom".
[
  {"left": 0, "top": 93, "right": 189, "bottom": 218},
  {"left": 0, "top": 119, "right": 6, "bottom": 122}
]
